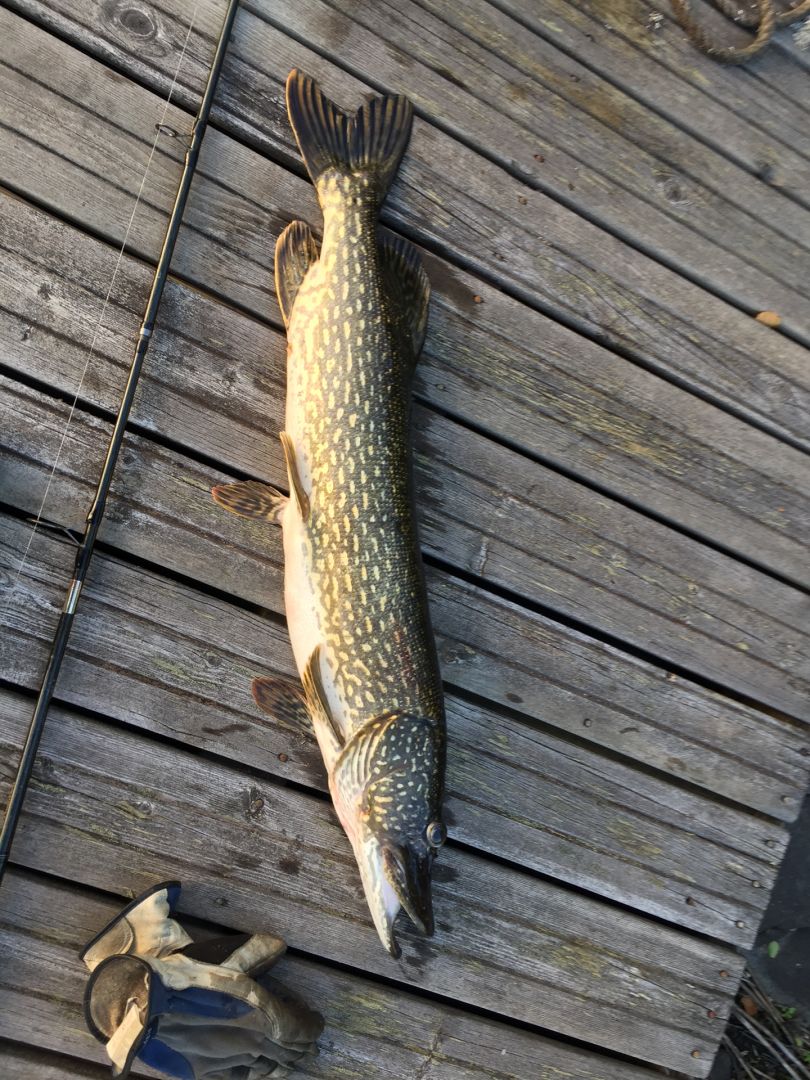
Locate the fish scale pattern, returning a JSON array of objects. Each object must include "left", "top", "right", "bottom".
[{"left": 286, "top": 171, "right": 443, "bottom": 734}]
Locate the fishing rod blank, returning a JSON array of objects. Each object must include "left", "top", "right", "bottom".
[{"left": 0, "top": 0, "right": 241, "bottom": 883}]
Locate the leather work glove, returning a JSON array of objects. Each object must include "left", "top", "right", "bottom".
[{"left": 80, "top": 882, "right": 323, "bottom": 1079}]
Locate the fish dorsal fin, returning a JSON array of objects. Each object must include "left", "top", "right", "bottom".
[
  {"left": 275, "top": 220, "right": 319, "bottom": 328},
  {"left": 286, "top": 69, "right": 413, "bottom": 201},
  {"left": 379, "top": 231, "right": 430, "bottom": 358}
]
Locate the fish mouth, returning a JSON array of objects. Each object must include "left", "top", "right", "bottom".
[
  {"left": 382, "top": 843, "right": 434, "bottom": 938},
  {"left": 353, "top": 836, "right": 434, "bottom": 958}
]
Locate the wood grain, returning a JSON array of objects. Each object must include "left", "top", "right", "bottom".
[
  {"left": 5, "top": 2, "right": 810, "bottom": 465},
  {"left": 0, "top": 871, "right": 664, "bottom": 1080},
  {"left": 501, "top": 0, "right": 810, "bottom": 202},
  {"left": 1, "top": 176, "right": 808, "bottom": 604},
  {"left": 310, "top": 0, "right": 810, "bottom": 302},
  {"left": 3, "top": 371, "right": 809, "bottom": 813},
  {"left": 0, "top": 504, "right": 795, "bottom": 942},
  {"left": 626, "top": 1, "right": 810, "bottom": 146},
  {"left": 0, "top": 690, "right": 742, "bottom": 1076},
  {"left": 1, "top": 1045, "right": 139, "bottom": 1080},
  {"left": 2, "top": 198, "right": 810, "bottom": 721},
  {"left": 0, "top": 7, "right": 804, "bottom": 1077}
]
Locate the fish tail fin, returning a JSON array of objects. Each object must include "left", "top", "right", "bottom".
[{"left": 286, "top": 69, "right": 413, "bottom": 201}]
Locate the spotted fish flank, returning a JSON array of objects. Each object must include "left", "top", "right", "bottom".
[{"left": 213, "top": 70, "right": 447, "bottom": 958}]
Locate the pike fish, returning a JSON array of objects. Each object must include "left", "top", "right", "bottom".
[{"left": 213, "top": 70, "right": 447, "bottom": 957}]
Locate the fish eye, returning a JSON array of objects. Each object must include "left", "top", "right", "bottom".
[{"left": 426, "top": 820, "right": 447, "bottom": 849}]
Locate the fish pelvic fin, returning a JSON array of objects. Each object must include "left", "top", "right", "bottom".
[
  {"left": 275, "top": 220, "right": 319, "bottom": 328},
  {"left": 251, "top": 675, "right": 312, "bottom": 737},
  {"left": 379, "top": 230, "right": 430, "bottom": 358},
  {"left": 279, "top": 431, "right": 310, "bottom": 520},
  {"left": 286, "top": 69, "right": 413, "bottom": 203},
  {"left": 212, "top": 480, "right": 286, "bottom": 523},
  {"left": 302, "top": 645, "right": 344, "bottom": 770}
]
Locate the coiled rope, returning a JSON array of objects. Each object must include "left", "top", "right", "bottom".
[{"left": 671, "top": 0, "right": 810, "bottom": 62}]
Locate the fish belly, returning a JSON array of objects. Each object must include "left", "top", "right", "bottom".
[{"left": 280, "top": 397, "right": 349, "bottom": 740}]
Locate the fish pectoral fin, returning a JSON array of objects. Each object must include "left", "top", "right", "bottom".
[
  {"left": 279, "top": 431, "right": 310, "bottom": 520},
  {"left": 379, "top": 230, "right": 430, "bottom": 358},
  {"left": 275, "top": 219, "right": 319, "bottom": 327},
  {"left": 212, "top": 480, "right": 287, "bottom": 523},
  {"left": 302, "top": 645, "right": 344, "bottom": 766},
  {"left": 251, "top": 676, "right": 312, "bottom": 737}
]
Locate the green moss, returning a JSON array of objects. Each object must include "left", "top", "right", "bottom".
[
  {"left": 153, "top": 656, "right": 193, "bottom": 681},
  {"left": 606, "top": 818, "right": 663, "bottom": 860},
  {"left": 552, "top": 941, "right": 608, "bottom": 979}
]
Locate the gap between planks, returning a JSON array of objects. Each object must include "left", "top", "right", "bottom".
[
  {"left": 0, "top": 689, "right": 744, "bottom": 1076},
  {"left": 0, "top": 491, "right": 797, "bottom": 948},
  {"left": 495, "top": 0, "right": 810, "bottom": 202},
  {"left": 6, "top": 0, "right": 810, "bottom": 461},
  {"left": 1, "top": 197, "right": 809, "bottom": 724},
  {"left": 241, "top": 0, "right": 810, "bottom": 340},
  {"left": 3, "top": 12, "right": 809, "bottom": 583},
  {"left": 0, "top": 869, "right": 669, "bottom": 1080}
]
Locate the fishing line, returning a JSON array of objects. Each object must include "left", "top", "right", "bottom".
[
  {"left": 0, "top": 0, "right": 241, "bottom": 882},
  {"left": 4, "top": 4, "right": 200, "bottom": 608}
]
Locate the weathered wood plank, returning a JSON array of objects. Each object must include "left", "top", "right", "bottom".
[
  {"left": 5, "top": 4, "right": 810, "bottom": 464},
  {"left": 0, "top": 10, "right": 799, "bottom": 1080},
  {"left": 3, "top": 195, "right": 809, "bottom": 619},
  {"left": 631, "top": 1, "right": 810, "bottom": 140},
  {"left": 3, "top": 366, "right": 809, "bottom": 810},
  {"left": 0, "top": 505, "right": 795, "bottom": 942},
  {"left": 0, "top": 872, "right": 664, "bottom": 1080},
  {"left": 20, "top": 0, "right": 810, "bottom": 337},
  {"left": 3, "top": 200, "right": 810, "bottom": 722},
  {"left": 0, "top": 691, "right": 743, "bottom": 1076},
  {"left": 1, "top": 1044, "right": 146, "bottom": 1080},
  {"left": 1, "top": 422, "right": 803, "bottom": 858},
  {"left": 3, "top": 28, "right": 810, "bottom": 599},
  {"left": 767, "top": 21, "right": 810, "bottom": 73},
  {"left": 498, "top": 0, "right": 810, "bottom": 197},
  {"left": 669, "top": 3, "right": 810, "bottom": 92},
  {"left": 309, "top": 0, "right": 810, "bottom": 298}
]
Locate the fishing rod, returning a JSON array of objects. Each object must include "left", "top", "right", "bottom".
[{"left": 0, "top": 0, "right": 241, "bottom": 884}]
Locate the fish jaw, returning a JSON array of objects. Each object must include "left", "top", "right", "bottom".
[
  {"left": 382, "top": 842, "right": 434, "bottom": 938},
  {"left": 341, "top": 823, "right": 435, "bottom": 958},
  {"left": 349, "top": 829, "right": 404, "bottom": 957}
]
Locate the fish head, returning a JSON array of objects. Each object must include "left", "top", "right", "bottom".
[{"left": 330, "top": 710, "right": 446, "bottom": 957}]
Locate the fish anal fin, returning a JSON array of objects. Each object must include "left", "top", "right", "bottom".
[
  {"left": 251, "top": 676, "right": 312, "bottom": 737},
  {"left": 279, "top": 431, "right": 310, "bottom": 519},
  {"left": 275, "top": 220, "right": 319, "bottom": 328},
  {"left": 212, "top": 480, "right": 287, "bottom": 523},
  {"left": 379, "top": 230, "right": 430, "bottom": 358},
  {"left": 302, "top": 645, "right": 344, "bottom": 767}
]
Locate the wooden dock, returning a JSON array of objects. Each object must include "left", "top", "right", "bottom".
[{"left": 2, "top": 1, "right": 809, "bottom": 1076}]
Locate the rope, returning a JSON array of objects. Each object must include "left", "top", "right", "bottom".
[
  {"left": 712, "top": 0, "right": 810, "bottom": 28},
  {"left": 671, "top": 0, "right": 810, "bottom": 62}
]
